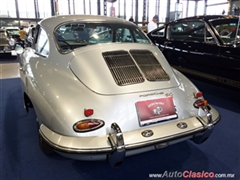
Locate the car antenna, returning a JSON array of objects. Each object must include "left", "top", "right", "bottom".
[{"left": 233, "top": 16, "right": 240, "bottom": 47}]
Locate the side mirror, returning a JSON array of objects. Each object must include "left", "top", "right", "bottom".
[{"left": 15, "top": 44, "right": 24, "bottom": 54}]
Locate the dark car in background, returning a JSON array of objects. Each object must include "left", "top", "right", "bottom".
[{"left": 147, "top": 15, "right": 240, "bottom": 90}]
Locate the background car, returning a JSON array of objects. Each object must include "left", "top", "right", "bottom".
[
  {"left": 147, "top": 15, "right": 240, "bottom": 91},
  {"left": 3, "top": 26, "right": 20, "bottom": 40},
  {"left": 17, "top": 15, "right": 220, "bottom": 167},
  {"left": 0, "top": 29, "right": 17, "bottom": 58}
]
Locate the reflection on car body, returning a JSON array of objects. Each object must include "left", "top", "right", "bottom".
[
  {"left": 147, "top": 15, "right": 240, "bottom": 90},
  {"left": 17, "top": 15, "right": 220, "bottom": 167}
]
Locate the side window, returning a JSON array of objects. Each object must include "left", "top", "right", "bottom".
[
  {"left": 35, "top": 27, "right": 49, "bottom": 57},
  {"left": 151, "top": 26, "right": 165, "bottom": 37},
  {"left": 169, "top": 21, "right": 216, "bottom": 44}
]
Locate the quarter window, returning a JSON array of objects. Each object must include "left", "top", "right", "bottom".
[{"left": 35, "top": 28, "right": 49, "bottom": 57}]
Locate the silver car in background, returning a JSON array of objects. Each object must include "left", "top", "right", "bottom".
[{"left": 18, "top": 15, "right": 220, "bottom": 167}]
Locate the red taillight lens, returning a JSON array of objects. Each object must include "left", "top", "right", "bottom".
[
  {"left": 194, "top": 91, "right": 203, "bottom": 98},
  {"left": 194, "top": 99, "right": 208, "bottom": 108},
  {"left": 77, "top": 121, "right": 100, "bottom": 129},
  {"left": 73, "top": 119, "right": 104, "bottom": 132},
  {"left": 84, "top": 109, "right": 94, "bottom": 117}
]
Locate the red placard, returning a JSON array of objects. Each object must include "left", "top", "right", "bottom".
[{"left": 136, "top": 97, "right": 178, "bottom": 126}]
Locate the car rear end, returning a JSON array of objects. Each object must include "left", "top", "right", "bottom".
[{"left": 39, "top": 43, "right": 220, "bottom": 167}]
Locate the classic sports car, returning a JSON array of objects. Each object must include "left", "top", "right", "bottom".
[
  {"left": 0, "top": 29, "right": 17, "bottom": 57},
  {"left": 17, "top": 15, "right": 220, "bottom": 167},
  {"left": 147, "top": 15, "right": 240, "bottom": 90}
]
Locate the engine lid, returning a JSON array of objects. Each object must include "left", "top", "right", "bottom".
[{"left": 70, "top": 43, "right": 180, "bottom": 95}]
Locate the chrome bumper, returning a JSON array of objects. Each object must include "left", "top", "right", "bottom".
[
  {"left": 107, "top": 105, "right": 219, "bottom": 167},
  {"left": 39, "top": 105, "right": 220, "bottom": 166}
]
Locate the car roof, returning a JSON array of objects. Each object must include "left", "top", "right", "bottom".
[
  {"left": 39, "top": 14, "right": 130, "bottom": 29},
  {"left": 173, "top": 15, "right": 239, "bottom": 23}
]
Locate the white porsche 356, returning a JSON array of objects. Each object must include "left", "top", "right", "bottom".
[{"left": 16, "top": 15, "right": 220, "bottom": 167}]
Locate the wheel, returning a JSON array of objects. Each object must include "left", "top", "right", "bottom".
[{"left": 38, "top": 132, "right": 54, "bottom": 155}]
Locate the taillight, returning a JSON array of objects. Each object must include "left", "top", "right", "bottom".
[
  {"left": 73, "top": 119, "right": 104, "bottom": 132},
  {"left": 194, "top": 91, "right": 203, "bottom": 98},
  {"left": 194, "top": 99, "right": 208, "bottom": 108},
  {"left": 84, "top": 109, "right": 94, "bottom": 117}
]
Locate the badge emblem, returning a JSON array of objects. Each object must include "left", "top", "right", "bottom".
[{"left": 141, "top": 130, "right": 154, "bottom": 137}]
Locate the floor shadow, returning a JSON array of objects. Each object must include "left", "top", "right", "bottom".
[
  {"left": 2, "top": 78, "right": 27, "bottom": 178},
  {"left": 71, "top": 141, "right": 209, "bottom": 180}
]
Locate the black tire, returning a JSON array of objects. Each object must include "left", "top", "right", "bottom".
[{"left": 38, "top": 132, "right": 54, "bottom": 155}]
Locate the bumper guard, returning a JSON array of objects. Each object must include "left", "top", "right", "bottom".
[{"left": 108, "top": 123, "right": 126, "bottom": 167}]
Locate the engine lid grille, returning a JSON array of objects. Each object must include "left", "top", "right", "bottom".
[
  {"left": 102, "top": 50, "right": 145, "bottom": 86},
  {"left": 130, "top": 50, "right": 170, "bottom": 81}
]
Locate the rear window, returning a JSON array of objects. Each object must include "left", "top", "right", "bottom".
[{"left": 55, "top": 22, "right": 150, "bottom": 53}]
